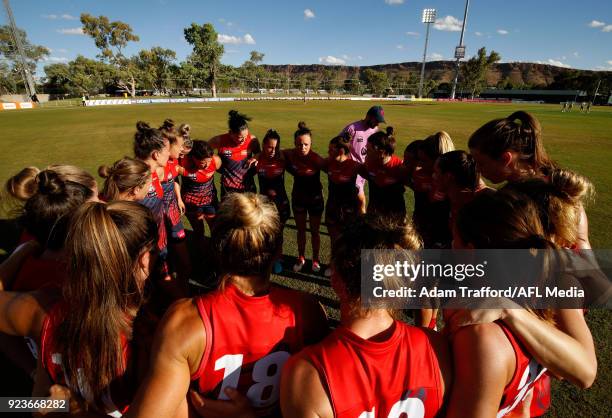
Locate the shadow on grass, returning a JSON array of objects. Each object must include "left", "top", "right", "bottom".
[{"left": 283, "top": 222, "right": 330, "bottom": 237}]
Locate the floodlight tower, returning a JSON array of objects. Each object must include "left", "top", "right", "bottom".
[
  {"left": 2, "top": 0, "right": 36, "bottom": 98},
  {"left": 418, "top": 8, "right": 436, "bottom": 99},
  {"left": 450, "top": 0, "right": 470, "bottom": 100}
]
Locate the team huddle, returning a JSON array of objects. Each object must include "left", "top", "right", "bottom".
[{"left": 0, "top": 105, "right": 601, "bottom": 418}]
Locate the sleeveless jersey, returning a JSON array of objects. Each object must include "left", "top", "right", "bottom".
[
  {"left": 161, "top": 159, "right": 180, "bottom": 208},
  {"left": 40, "top": 303, "right": 135, "bottom": 417},
  {"left": 139, "top": 171, "right": 167, "bottom": 255},
  {"left": 285, "top": 151, "right": 324, "bottom": 198},
  {"left": 327, "top": 159, "right": 360, "bottom": 207},
  {"left": 217, "top": 133, "right": 256, "bottom": 192},
  {"left": 497, "top": 323, "right": 547, "bottom": 418},
  {"left": 257, "top": 156, "right": 286, "bottom": 198},
  {"left": 529, "top": 374, "right": 551, "bottom": 417},
  {"left": 301, "top": 321, "right": 444, "bottom": 418},
  {"left": 364, "top": 155, "right": 406, "bottom": 219},
  {"left": 191, "top": 284, "right": 326, "bottom": 416},
  {"left": 257, "top": 156, "right": 290, "bottom": 222},
  {"left": 161, "top": 159, "right": 184, "bottom": 238},
  {"left": 181, "top": 157, "right": 218, "bottom": 207}
]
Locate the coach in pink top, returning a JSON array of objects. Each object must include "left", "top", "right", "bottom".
[{"left": 340, "top": 105, "right": 385, "bottom": 213}]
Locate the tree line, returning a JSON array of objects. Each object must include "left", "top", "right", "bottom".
[{"left": 1, "top": 14, "right": 610, "bottom": 99}]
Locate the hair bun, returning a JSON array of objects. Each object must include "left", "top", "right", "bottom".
[
  {"left": 98, "top": 165, "right": 112, "bottom": 178},
  {"left": 228, "top": 110, "right": 239, "bottom": 118},
  {"left": 162, "top": 118, "right": 175, "bottom": 129},
  {"left": 386, "top": 126, "right": 395, "bottom": 136},
  {"left": 36, "top": 170, "right": 66, "bottom": 196},
  {"left": 297, "top": 121, "right": 308, "bottom": 130},
  {"left": 136, "top": 121, "right": 151, "bottom": 132}
]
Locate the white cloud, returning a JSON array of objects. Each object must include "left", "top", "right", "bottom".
[
  {"left": 396, "top": 44, "right": 404, "bottom": 49},
  {"left": 357, "top": 55, "right": 364, "bottom": 60},
  {"left": 57, "top": 27, "right": 84, "bottom": 35},
  {"left": 434, "top": 16, "right": 462, "bottom": 32},
  {"left": 385, "top": 0, "right": 405, "bottom": 5},
  {"left": 497, "top": 29, "right": 509, "bottom": 35},
  {"left": 547, "top": 59, "right": 570, "bottom": 68},
  {"left": 474, "top": 31, "right": 483, "bottom": 36},
  {"left": 319, "top": 55, "right": 346, "bottom": 65},
  {"left": 341, "top": 54, "right": 349, "bottom": 60},
  {"left": 607, "top": 60, "right": 612, "bottom": 65},
  {"left": 429, "top": 53, "right": 444, "bottom": 60},
  {"left": 603, "top": 25, "right": 612, "bottom": 32},
  {"left": 588, "top": 20, "right": 605, "bottom": 28},
  {"left": 43, "top": 14, "right": 76, "bottom": 20},
  {"left": 217, "top": 33, "right": 255, "bottom": 45},
  {"left": 43, "top": 56, "right": 69, "bottom": 63},
  {"left": 573, "top": 51, "right": 580, "bottom": 58},
  {"left": 304, "top": 9, "right": 315, "bottom": 19},
  {"left": 406, "top": 31, "right": 420, "bottom": 37},
  {"left": 243, "top": 34, "right": 256, "bottom": 44}
]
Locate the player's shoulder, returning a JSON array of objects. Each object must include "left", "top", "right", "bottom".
[
  {"left": 452, "top": 322, "right": 514, "bottom": 366},
  {"left": 159, "top": 298, "right": 202, "bottom": 338}
]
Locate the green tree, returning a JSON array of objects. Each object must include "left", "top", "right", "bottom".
[
  {"left": 460, "top": 47, "right": 501, "bottom": 98},
  {"left": 362, "top": 69, "right": 389, "bottom": 96},
  {"left": 44, "top": 56, "right": 115, "bottom": 96},
  {"left": 0, "top": 25, "right": 49, "bottom": 93},
  {"left": 184, "top": 23, "right": 224, "bottom": 97},
  {"left": 135, "top": 47, "right": 177, "bottom": 92},
  {"left": 80, "top": 14, "right": 140, "bottom": 97},
  {"left": 249, "top": 50, "right": 264, "bottom": 65},
  {"left": 0, "top": 61, "right": 17, "bottom": 94}
]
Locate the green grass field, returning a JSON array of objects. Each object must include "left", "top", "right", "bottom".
[{"left": 0, "top": 101, "right": 610, "bottom": 416}]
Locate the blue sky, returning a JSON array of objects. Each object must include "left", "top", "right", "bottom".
[{"left": 6, "top": 0, "right": 612, "bottom": 74}]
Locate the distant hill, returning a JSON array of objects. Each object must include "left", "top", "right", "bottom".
[{"left": 262, "top": 62, "right": 612, "bottom": 89}]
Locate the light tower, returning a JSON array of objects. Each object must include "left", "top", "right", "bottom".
[
  {"left": 418, "top": 8, "right": 436, "bottom": 99},
  {"left": 450, "top": 0, "right": 470, "bottom": 100},
  {"left": 2, "top": 0, "right": 36, "bottom": 98}
]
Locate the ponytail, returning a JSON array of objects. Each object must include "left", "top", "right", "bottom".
[
  {"left": 212, "top": 193, "right": 281, "bottom": 279},
  {"left": 368, "top": 127, "right": 396, "bottom": 155},
  {"left": 23, "top": 169, "right": 93, "bottom": 249},
  {"left": 329, "top": 132, "right": 351, "bottom": 155},
  {"left": 228, "top": 110, "right": 251, "bottom": 133},
  {"left": 134, "top": 121, "right": 166, "bottom": 160},
  {"left": 5, "top": 167, "right": 40, "bottom": 201},
  {"left": 468, "top": 111, "right": 554, "bottom": 174},
  {"left": 58, "top": 201, "right": 157, "bottom": 400},
  {"left": 159, "top": 118, "right": 178, "bottom": 144},
  {"left": 438, "top": 150, "right": 480, "bottom": 191},
  {"left": 98, "top": 157, "right": 151, "bottom": 201}
]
